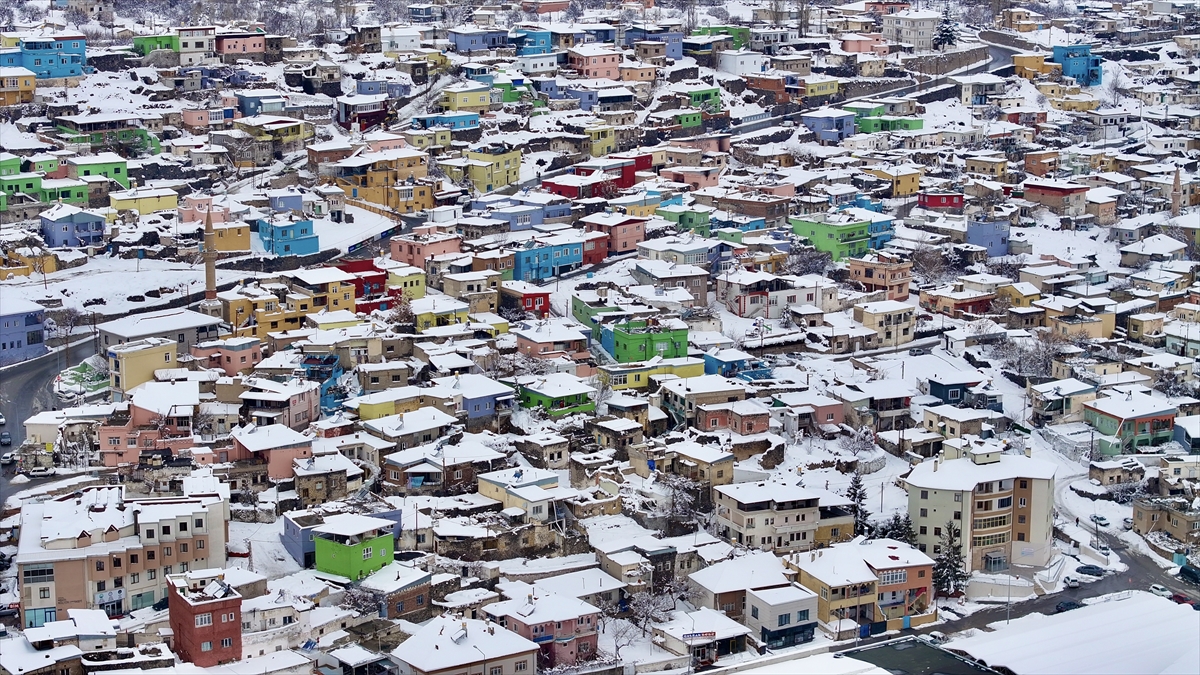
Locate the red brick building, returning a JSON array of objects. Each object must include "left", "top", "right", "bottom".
[
  {"left": 917, "top": 191, "right": 964, "bottom": 211},
  {"left": 167, "top": 569, "right": 242, "bottom": 668},
  {"left": 500, "top": 280, "right": 551, "bottom": 318}
]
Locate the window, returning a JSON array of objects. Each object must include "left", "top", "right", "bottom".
[
  {"left": 879, "top": 569, "right": 907, "bottom": 585},
  {"left": 39, "top": 587, "right": 50, "bottom": 599},
  {"left": 223, "top": 613, "right": 235, "bottom": 622},
  {"left": 222, "top": 638, "right": 233, "bottom": 648},
  {"left": 196, "top": 613, "right": 213, "bottom": 627},
  {"left": 1018, "top": 498, "right": 1027, "bottom": 508},
  {"left": 201, "top": 642, "right": 213, "bottom": 652},
  {"left": 751, "top": 606, "right": 759, "bottom": 619},
  {"left": 919, "top": 508, "right": 928, "bottom": 518},
  {"left": 180, "top": 543, "right": 188, "bottom": 553},
  {"left": 416, "top": 594, "right": 424, "bottom": 605},
  {"left": 148, "top": 570, "right": 156, "bottom": 580},
  {"left": 490, "top": 667, "right": 502, "bottom": 675},
  {"left": 96, "top": 560, "right": 105, "bottom": 571},
  {"left": 164, "top": 547, "right": 172, "bottom": 557},
  {"left": 131, "top": 573, "right": 139, "bottom": 584},
  {"left": 515, "top": 662, "right": 528, "bottom": 673},
  {"left": 920, "top": 490, "right": 928, "bottom": 500},
  {"left": 197, "top": 540, "right": 205, "bottom": 549},
  {"left": 144, "top": 528, "right": 155, "bottom": 539},
  {"left": 777, "top": 613, "right": 791, "bottom": 627},
  {"left": 363, "top": 547, "right": 373, "bottom": 560},
  {"left": 162, "top": 526, "right": 171, "bottom": 535}
]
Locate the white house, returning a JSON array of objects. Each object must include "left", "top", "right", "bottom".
[{"left": 715, "top": 49, "right": 768, "bottom": 76}]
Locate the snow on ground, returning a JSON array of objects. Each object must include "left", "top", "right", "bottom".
[
  {"left": 228, "top": 519, "right": 302, "bottom": 581},
  {"left": 519, "top": 150, "right": 565, "bottom": 183}
]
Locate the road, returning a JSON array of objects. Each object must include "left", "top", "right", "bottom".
[{"left": 0, "top": 338, "right": 98, "bottom": 498}]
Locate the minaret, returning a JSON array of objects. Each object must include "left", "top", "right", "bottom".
[
  {"left": 1171, "top": 167, "right": 1183, "bottom": 218},
  {"left": 198, "top": 200, "right": 223, "bottom": 317}
]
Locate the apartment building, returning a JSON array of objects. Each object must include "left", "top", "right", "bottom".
[
  {"left": 847, "top": 252, "right": 913, "bottom": 301},
  {"left": 167, "top": 569, "right": 242, "bottom": 667},
  {"left": 1131, "top": 497, "right": 1200, "bottom": 544},
  {"left": 16, "top": 486, "right": 228, "bottom": 627},
  {"left": 713, "top": 481, "right": 854, "bottom": 552},
  {"left": 852, "top": 300, "right": 915, "bottom": 348},
  {"left": 484, "top": 587, "right": 600, "bottom": 667},
  {"left": 881, "top": 10, "right": 940, "bottom": 51},
  {"left": 904, "top": 437, "right": 1056, "bottom": 571},
  {"left": 107, "top": 337, "right": 176, "bottom": 401}
]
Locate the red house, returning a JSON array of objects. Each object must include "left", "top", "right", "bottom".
[
  {"left": 580, "top": 212, "right": 649, "bottom": 255},
  {"left": 580, "top": 230, "right": 609, "bottom": 266},
  {"left": 167, "top": 569, "right": 242, "bottom": 668},
  {"left": 607, "top": 150, "right": 654, "bottom": 174},
  {"left": 500, "top": 280, "right": 551, "bottom": 318},
  {"left": 573, "top": 157, "right": 638, "bottom": 189},
  {"left": 542, "top": 172, "right": 612, "bottom": 199},
  {"left": 335, "top": 259, "right": 405, "bottom": 312},
  {"left": 917, "top": 191, "right": 964, "bottom": 211}
]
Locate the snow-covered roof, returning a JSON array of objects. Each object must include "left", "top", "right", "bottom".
[
  {"left": 390, "top": 616, "right": 537, "bottom": 671},
  {"left": 98, "top": 308, "right": 219, "bottom": 338},
  {"left": 657, "top": 607, "right": 753, "bottom": 643},
  {"left": 230, "top": 424, "right": 311, "bottom": 452},
  {"left": 312, "top": 512, "right": 393, "bottom": 537},
  {"left": 905, "top": 452, "right": 1056, "bottom": 492},
  {"left": 686, "top": 551, "right": 789, "bottom": 594}
]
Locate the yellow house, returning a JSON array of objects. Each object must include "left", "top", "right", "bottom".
[
  {"left": 619, "top": 63, "right": 656, "bottom": 82},
  {"left": 232, "top": 116, "right": 315, "bottom": 153},
  {"left": 802, "top": 75, "right": 839, "bottom": 98},
  {"left": 402, "top": 127, "right": 451, "bottom": 152},
  {"left": 1050, "top": 94, "right": 1100, "bottom": 112},
  {"left": 0, "top": 66, "right": 36, "bottom": 105},
  {"left": 220, "top": 269, "right": 358, "bottom": 338},
  {"left": 411, "top": 295, "right": 470, "bottom": 332},
  {"left": 409, "top": 48, "right": 450, "bottom": 71},
  {"left": 964, "top": 154, "right": 1008, "bottom": 179},
  {"left": 350, "top": 386, "right": 427, "bottom": 420},
  {"left": 1012, "top": 54, "right": 1061, "bottom": 80},
  {"left": 109, "top": 187, "right": 179, "bottom": 215},
  {"left": 598, "top": 357, "right": 706, "bottom": 390},
  {"left": 438, "top": 144, "right": 522, "bottom": 194},
  {"left": 864, "top": 165, "right": 922, "bottom": 196},
  {"left": 4, "top": 247, "right": 57, "bottom": 276},
  {"left": 382, "top": 261, "right": 427, "bottom": 299},
  {"left": 995, "top": 282, "right": 1040, "bottom": 308},
  {"left": 331, "top": 148, "right": 432, "bottom": 213},
  {"left": 586, "top": 126, "right": 615, "bottom": 158},
  {"left": 439, "top": 83, "right": 492, "bottom": 112},
  {"left": 468, "top": 312, "right": 509, "bottom": 335},
  {"left": 213, "top": 221, "right": 251, "bottom": 252},
  {"left": 108, "top": 337, "right": 176, "bottom": 401}
]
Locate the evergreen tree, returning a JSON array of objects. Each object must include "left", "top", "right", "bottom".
[
  {"left": 845, "top": 471, "right": 871, "bottom": 536},
  {"left": 874, "top": 512, "right": 918, "bottom": 546},
  {"left": 932, "top": 520, "right": 970, "bottom": 596},
  {"left": 932, "top": 10, "right": 958, "bottom": 51}
]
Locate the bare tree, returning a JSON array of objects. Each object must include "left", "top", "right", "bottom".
[
  {"left": 627, "top": 590, "right": 673, "bottom": 633},
  {"left": 387, "top": 292, "right": 415, "bottom": 326},
  {"left": 839, "top": 426, "right": 876, "bottom": 456},
  {"left": 607, "top": 617, "right": 640, "bottom": 658},
  {"left": 656, "top": 471, "right": 702, "bottom": 520},
  {"left": 1104, "top": 69, "right": 1125, "bottom": 107},
  {"left": 781, "top": 247, "right": 833, "bottom": 276}
]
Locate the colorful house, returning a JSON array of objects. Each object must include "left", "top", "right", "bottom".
[
  {"left": 109, "top": 187, "right": 178, "bottom": 214},
  {"left": 64, "top": 152, "right": 129, "bottom": 188},
  {"left": 39, "top": 202, "right": 106, "bottom": 247},
  {"left": 313, "top": 513, "right": 396, "bottom": 580},
  {"left": 1051, "top": 44, "right": 1102, "bottom": 87},
  {"left": 603, "top": 319, "right": 689, "bottom": 363},
  {"left": 790, "top": 212, "right": 872, "bottom": 260},
  {"left": 257, "top": 213, "right": 320, "bottom": 256},
  {"left": 0, "top": 66, "right": 35, "bottom": 104},
  {"left": 0, "top": 32, "right": 86, "bottom": 79},
  {"left": 1083, "top": 390, "right": 1176, "bottom": 455},
  {"left": 507, "top": 373, "right": 596, "bottom": 417}
]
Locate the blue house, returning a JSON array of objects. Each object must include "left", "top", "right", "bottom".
[
  {"left": 624, "top": 26, "right": 683, "bottom": 59},
  {"left": 257, "top": 214, "right": 320, "bottom": 256},
  {"left": 39, "top": 203, "right": 106, "bottom": 248},
  {"left": 409, "top": 3, "right": 443, "bottom": 23},
  {"left": 0, "top": 33, "right": 86, "bottom": 79},
  {"left": 926, "top": 370, "right": 988, "bottom": 407},
  {"left": 448, "top": 27, "right": 509, "bottom": 53},
  {"left": 235, "top": 90, "right": 288, "bottom": 116},
  {"left": 510, "top": 28, "right": 552, "bottom": 56},
  {"left": 431, "top": 374, "right": 515, "bottom": 429},
  {"left": 965, "top": 217, "right": 1012, "bottom": 257},
  {"left": 462, "top": 63, "right": 494, "bottom": 84},
  {"left": 282, "top": 505, "right": 404, "bottom": 567},
  {"left": 510, "top": 192, "right": 572, "bottom": 219},
  {"left": 357, "top": 79, "right": 410, "bottom": 98},
  {"left": 581, "top": 25, "right": 617, "bottom": 43},
  {"left": 0, "top": 297, "right": 47, "bottom": 366},
  {"left": 1051, "top": 44, "right": 1102, "bottom": 86},
  {"left": 491, "top": 205, "right": 543, "bottom": 231},
  {"left": 267, "top": 186, "right": 306, "bottom": 213},
  {"left": 711, "top": 211, "right": 767, "bottom": 233},
  {"left": 703, "top": 348, "right": 755, "bottom": 377},
  {"left": 563, "top": 85, "right": 599, "bottom": 111},
  {"left": 800, "top": 109, "right": 856, "bottom": 144},
  {"left": 512, "top": 236, "right": 584, "bottom": 281},
  {"left": 532, "top": 76, "right": 561, "bottom": 99},
  {"left": 842, "top": 207, "right": 895, "bottom": 250},
  {"left": 412, "top": 112, "right": 481, "bottom": 130}
]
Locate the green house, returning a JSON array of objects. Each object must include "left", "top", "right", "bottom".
[
  {"left": 790, "top": 213, "right": 872, "bottom": 260},
  {"left": 1082, "top": 393, "right": 1177, "bottom": 456},
  {"left": 0, "top": 172, "right": 44, "bottom": 211},
  {"left": 677, "top": 110, "right": 703, "bottom": 128},
  {"left": 857, "top": 116, "right": 925, "bottom": 133},
  {"left": 571, "top": 291, "right": 624, "bottom": 327},
  {"left": 57, "top": 114, "right": 162, "bottom": 155},
  {"left": 312, "top": 513, "right": 396, "bottom": 580},
  {"left": 66, "top": 153, "right": 130, "bottom": 188},
  {"left": 132, "top": 34, "right": 179, "bottom": 56},
  {"left": 673, "top": 83, "right": 721, "bottom": 111},
  {"left": 692, "top": 26, "right": 751, "bottom": 49},
  {"left": 507, "top": 373, "right": 596, "bottom": 417},
  {"left": 0, "top": 153, "right": 22, "bottom": 176},
  {"left": 842, "top": 102, "right": 885, "bottom": 119},
  {"left": 608, "top": 319, "right": 688, "bottom": 363},
  {"left": 656, "top": 204, "right": 712, "bottom": 236},
  {"left": 26, "top": 154, "right": 59, "bottom": 175}
]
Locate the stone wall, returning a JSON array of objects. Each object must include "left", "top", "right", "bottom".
[
  {"left": 902, "top": 45, "right": 990, "bottom": 75},
  {"left": 978, "top": 30, "right": 1039, "bottom": 52},
  {"left": 841, "top": 77, "right": 914, "bottom": 100}
]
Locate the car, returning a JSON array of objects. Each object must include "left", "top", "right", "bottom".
[
  {"left": 1063, "top": 576, "right": 1080, "bottom": 589},
  {"left": 0, "top": 452, "right": 13, "bottom": 465},
  {"left": 1055, "top": 601, "right": 1084, "bottom": 613},
  {"left": 0, "top": 432, "right": 10, "bottom": 446},
  {"left": 24, "top": 467, "right": 54, "bottom": 478},
  {"left": 0, "top": 412, "right": 6, "bottom": 424},
  {"left": 1076, "top": 565, "right": 1106, "bottom": 576},
  {"left": 1150, "top": 584, "right": 1173, "bottom": 598},
  {"left": 1089, "top": 514, "right": 1110, "bottom": 527},
  {"left": 908, "top": 347, "right": 931, "bottom": 356},
  {"left": 1123, "top": 517, "right": 1134, "bottom": 530},
  {"left": 1170, "top": 593, "right": 1192, "bottom": 604},
  {"left": 1092, "top": 540, "right": 1111, "bottom": 555}
]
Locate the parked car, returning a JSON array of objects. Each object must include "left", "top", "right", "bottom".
[
  {"left": 908, "top": 347, "right": 931, "bottom": 356},
  {"left": 1063, "top": 576, "right": 1080, "bottom": 589},
  {"left": 0, "top": 452, "right": 13, "bottom": 465},
  {"left": 1182, "top": 564, "right": 1200, "bottom": 586},
  {"left": 0, "top": 412, "right": 6, "bottom": 424},
  {"left": 1123, "top": 517, "right": 1134, "bottom": 530},
  {"left": 1092, "top": 540, "right": 1111, "bottom": 555},
  {"left": 0, "top": 432, "right": 10, "bottom": 446},
  {"left": 1055, "top": 600, "right": 1084, "bottom": 613},
  {"left": 1076, "top": 565, "right": 1106, "bottom": 576},
  {"left": 1150, "top": 584, "right": 1172, "bottom": 598},
  {"left": 24, "top": 467, "right": 54, "bottom": 478},
  {"left": 1089, "top": 514, "right": 1110, "bottom": 527},
  {"left": 1170, "top": 593, "right": 1192, "bottom": 604}
]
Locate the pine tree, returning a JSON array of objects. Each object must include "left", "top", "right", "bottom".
[
  {"left": 932, "top": 10, "right": 958, "bottom": 51},
  {"left": 932, "top": 520, "right": 970, "bottom": 597},
  {"left": 845, "top": 471, "right": 871, "bottom": 536},
  {"left": 873, "top": 512, "right": 918, "bottom": 546}
]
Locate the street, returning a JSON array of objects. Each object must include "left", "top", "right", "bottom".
[{"left": 0, "top": 337, "right": 97, "bottom": 497}]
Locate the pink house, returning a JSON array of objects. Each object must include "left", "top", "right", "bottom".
[
  {"left": 510, "top": 320, "right": 595, "bottom": 377},
  {"left": 178, "top": 194, "right": 235, "bottom": 224},
  {"left": 694, "top": 399, "right": 772, "bottom": 435},
  {"left": 773, "top": 391, "right": 845, "bottom": 431},
  {"left": 240, "top": 377, "right": 320, "bottom": 431},
  {"left": 229, "top": 424, "right": 313, "bottom": 480},
  {"left": 841, "top": 33, "right": 888, "bottom": 56},
  {"left": 389, "top": 227, "right": 462, "bottom": 268},
  {"left": 567, "top": 44, "right": 621, "bottom": 79},
  {"left": 659, "top": 166, "right": 721, "bottom": 191},
  {"left": 484, "top": 589, "right": 601, "bottom": 668},
  {"left": 579, "top": 212, "right": 648, "bottom": 255},
  {"left": 362, "top": 130, "right": 408, "bottom": 152},
  {"left": 98, "top": 381, "right": 203, "bottom": 466},
  {"left": 190, "top": 337, "right": 262, "bottom": 376},
  {"left": 215, "top": 33, "right": 266, "bottom": 60}
]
